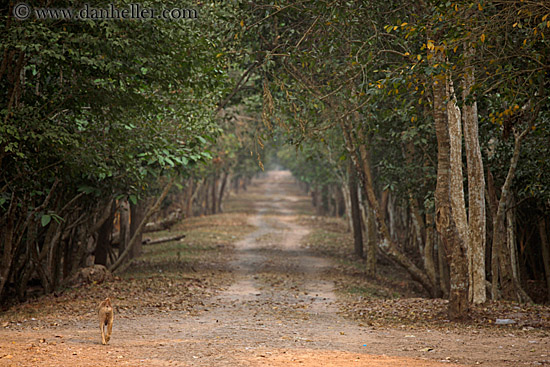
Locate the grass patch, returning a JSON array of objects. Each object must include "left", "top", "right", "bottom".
[
  {"left": 0, "top": 211, "right": 256, "bottom": 324},
  {"left": 300, "top": 215, "right": 425, "bottom": 303}
]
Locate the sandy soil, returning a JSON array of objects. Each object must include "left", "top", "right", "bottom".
[{"left": 0, "top": 170, "right": 548, "bottom": 366}]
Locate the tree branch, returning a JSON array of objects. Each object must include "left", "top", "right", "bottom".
[
  {"left": 215, "top": 62, "right": 259, "bottom": 115},
  {"left": 110, "top": 177, "right": 175, "bottom": 273}
]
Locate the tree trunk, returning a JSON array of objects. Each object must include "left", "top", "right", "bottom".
[
  {"left": 48, "top": 222, "right": 65, "bottom": 292},
  {"left": 433, "top": 63, "right": 469, "bottom": 318},
  {"left": 348, "top": 161, "right": 364, "bottom": 258},
  {"left": 321, "top": 185, "right": 329, "bottom": 215},
  {"left": 425, "top": 213, "right": 440, "bottom": 297},
  {"left": 190, "top": 178, "right": 204, "bottom": 217},
  {"left": 1, "top": 193, "right": 20, "bottom": 300},
  {"left": 203, "top": 178, "right": 210, "bottom": 215},
  {"left": 130, "top": 200, "right": 145, "bottom": 260},
  {"left": 507, "top": 198, "right": 519, "bottom": 285},
  {"left": 119, "top": 199, "right": 130, "bottom": 255},
  {"left": 95, "top": 201, "right": 115, "bottom": 266},
  {"left": 211, "top": 174, "right": 218, "bottom": 215},
  {"left": 409, "top": 195, "right": 425, "bottom": 257},
  {"left": 447, "top": 76, "right": 469, "bottom": 263},
  {"left": 438, "top": 234, "right": 450, "bottom": 298},
  {"left": 218, "top": 171, "right": 229, "bottom": 213},
  {"left": 366, "top": 204, "right": 376, "bottom": 277},
  {"left": 185, "top": 177, "right": 194, "bottom": 219},
  {"left": 341, "top": 181, "right": 353, "bottom": 232},
  {"left": 539, "top": 217, "right": 550, "bottom": 302},
  {"left": 492, "top": 128, "right": 529, "bottom": 301},
  {"left": 19, "top": 218, "right": 38, "bottom": 299},
  {"left": 340, "top": 120, "right": 435, "bottom": 297},
  {"left": 110, "top": 178, "right": 175, "bottom": 273},
  {"left": 486, "top": 169, "right": 500, "bottom": 299},
  {"left": 233, "top": 176, "right": 240, "bottom": 194},
  {"left": 462, "top": 45, "right": 487, "bottom": 304}
]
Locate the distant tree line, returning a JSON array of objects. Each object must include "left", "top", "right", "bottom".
[{"left": 241, "top": 0, "right": 550, "bottom": 318}]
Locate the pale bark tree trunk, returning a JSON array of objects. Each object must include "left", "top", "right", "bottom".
[
  {"left": 486, "top": 170, "right": 500, "bottom": 299},
  {"left": 190, "top": 177, "right": 204, "bottom": 217},
  {"left": 348, "top": 161, "right": 364, "bottom": 258},
  {"left": 386, "top": 194, "right": 396, "bottom": 242},
  {"left": 341, "top": 182, "right": 353, "bottom": 232},
  {"left": 492, "top": 128, "right": 530, "bottom": 301},
  {"left": 433, "top": 62, "right": 469, "bottom": 318},
  {"left": 447, "top": 77, "right": 469, "bottom": 261},
  {"left": 333, "top": 185, "right": 343, "bottom": 217},
  {"left": 507, "top": 199, "right": 519, "bottom": 287},
  {"left": 462, "top": 46, "right": 487, "bottom": 304}
]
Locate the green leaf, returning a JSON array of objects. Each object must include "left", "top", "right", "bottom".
[
  {"left": 41, "top": 214, "right": 52, "bottom": 227},
  {"left": 129, "top": 194, "right": 138, "bottom": 205}
]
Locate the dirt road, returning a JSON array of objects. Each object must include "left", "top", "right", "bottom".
[{"left": 1, "top": 171, "right": 548, "bottom": 366}]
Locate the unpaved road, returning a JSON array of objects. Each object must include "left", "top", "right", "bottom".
[{"left": 1, "top": 171, "right": 548, "bottom": 366}]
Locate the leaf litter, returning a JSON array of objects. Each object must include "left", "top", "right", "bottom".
[{"left": 0, "top": 171, "right": 549, "bottom": 366}]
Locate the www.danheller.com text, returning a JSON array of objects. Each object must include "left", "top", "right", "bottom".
[{"left": 13, "top": 3, "right": 198, "bottom": 21}]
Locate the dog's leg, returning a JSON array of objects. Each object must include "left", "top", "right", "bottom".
[
  {"left": 106, "top": 317, "right": 113, "bottom": 343},
  {"left": 100, "top": 320, "right": 106, "bottom": 345}
]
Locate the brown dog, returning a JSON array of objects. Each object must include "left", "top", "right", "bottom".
[{"left": 98, "top": 298, "right": 114, "bottom": 345}]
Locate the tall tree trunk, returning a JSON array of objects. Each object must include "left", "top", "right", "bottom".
[
  {"left": 190, "top": 178, "right": 204, "bottom": 217},
  {"left": 507, "top": 198, "right": 519, "bottom": 287},
  {"left": 348, "top": 161, "right": 364, "bottom": 258},
  {"left": 218, "top": 171, "right": 229, "bottom": 213},
  {"left": 211, "top": 174, "right": 218, "bottom": 215},
  {"left": 486, "top": 169, "right": 500, "bottom": 299},
  {"left": 119, "top": 199, "right": 130, "bottom": 255},
  {"left": 462, "top": 46, "right": 487, "bottom": 304},
  {"left": 492, "top": 128, "right": 529, "bottom": 301},
  {"left": 447, "top": 76, "right": 469, "bottom": 267},
  {"left": 341, "top": 182, "right": 353, "bottom": 232},
  {"left": 366, "top": 204, "right": 376, "bottom": 277},
  {"left": 433, "top": 64, "right": 469, "bottom": 318},
  {"left": 425, "top": 213, "right": 440, "bottom": 297},
  {"left": 48, "top": 223, "right": 65, "bottom": 292},
  {"left": 409, "top": 196, "right": 425, "bottom": 257},
  {"left": 438, "top": 234, "right": 451, "bottom": 298},
  {"left": 322, "top": 185, "right": 329, "bottom": 215},
  {"left": 340, "top": 120, "right": 435, "bottom": 296},
  {"left": 233, "top": 176, "right": 240, "bottom": 194},
  {"left": 539, "top": 217, "right": 550, "bottom": 302},
  {"left": 129, "top": 200, "right": 145, "bottom": 260},
  {"left": 95, "top": 201, "right": 115, "bottom": 266},
  {"left": 185, "top": 177, "right": 194, "bottom": 219},
  {"left": 203, "top": 178, "right": 210, "bottom": 215}
]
